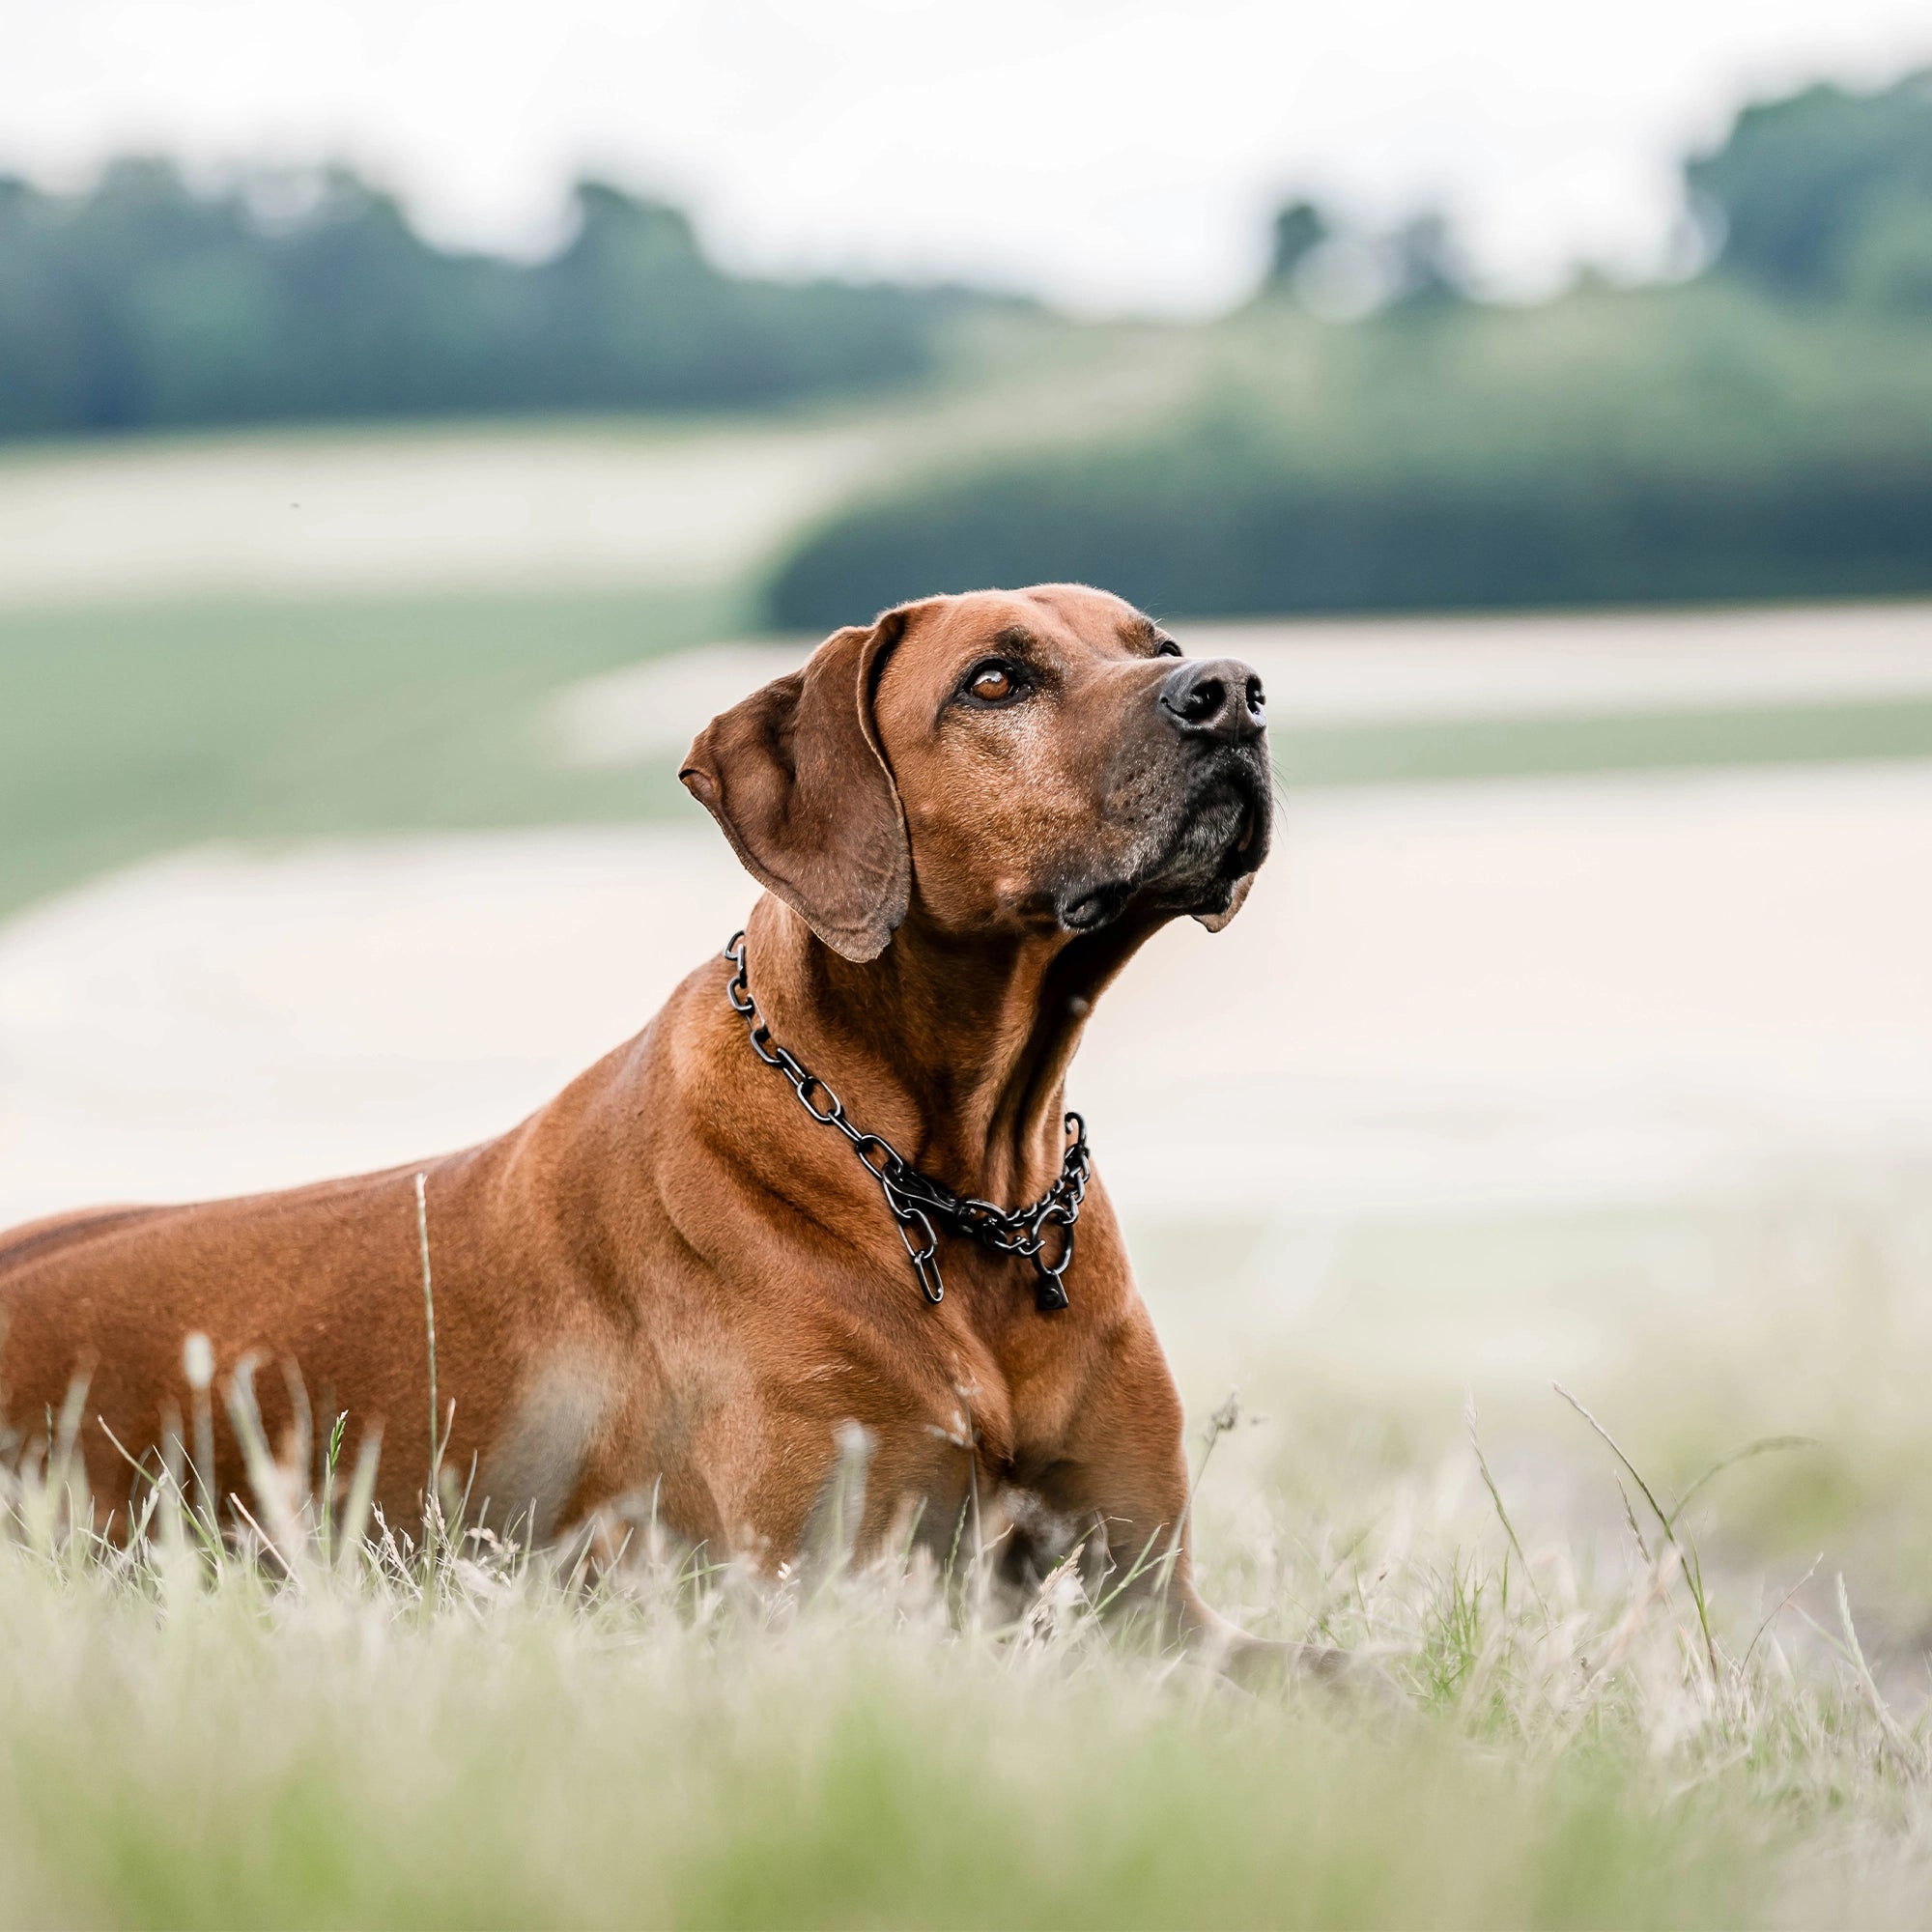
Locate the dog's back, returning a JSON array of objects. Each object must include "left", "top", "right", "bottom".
[{"left": 0, "top": 1160, "right": 470, "bottom": 1521}]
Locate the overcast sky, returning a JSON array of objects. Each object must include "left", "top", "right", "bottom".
[{"left": 6, "top": 0, "right": 1929, "bottom": 314}]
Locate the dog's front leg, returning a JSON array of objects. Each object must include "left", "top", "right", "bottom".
[
  {"left": 1035, "top": 1310, "right": 1340, "bottom": 1684},
  {"left": 1167, "top": 1589, "right": 1351, "bottom": 1688}
]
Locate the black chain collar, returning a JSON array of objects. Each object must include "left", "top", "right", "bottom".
[{"left": 723, "top": 931, "right": 1091, "bottom": 1311}]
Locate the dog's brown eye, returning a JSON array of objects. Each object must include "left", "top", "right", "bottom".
[
  {"left": 1154, "top": 638, "right": 1182, "bottom": 658},
  {"left": 965, "top": 661, "right": 1022, "bottom": 704}
]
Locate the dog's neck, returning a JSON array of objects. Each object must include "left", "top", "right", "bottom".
[{"left": 745, "top": 896, "right": 1155, "bottom": 1208}]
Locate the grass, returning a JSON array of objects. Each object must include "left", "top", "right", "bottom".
[
  {"left": 2, "top": 1293, "right": 1931, "bottom": 1931},
  {"left": 0, "top": 583, "right": 737, "bottom": 923},
  {"left": 1268, "top": 694, "right": 1932, "bottom": 789}
]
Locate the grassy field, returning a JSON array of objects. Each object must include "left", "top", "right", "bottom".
[
  {"left": 3, "top": 1318, "right": 1930, "bottom": 1931},
  {"left": 7, "top": 420, "right": 1932, "bottom": 1926},
  {"left": 0, "top": 586, "right": 734, "bottom": 923},
  {"left": 7, "top": 1153, "right": 1932, "bottom": 1929}
]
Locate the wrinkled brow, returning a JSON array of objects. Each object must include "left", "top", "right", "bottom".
[
  {"left": 1119, "top": 615, "right": 1163, "bottom": 650},
  {"left": 993, "top": 625, "right": 1046, "bottom": 655}
]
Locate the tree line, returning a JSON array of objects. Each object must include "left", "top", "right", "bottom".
[
  {"left": 770, "top": 71, "right": 1932, "bottom": 624},
  {"left": 0, "top": 165, "right": 988, "bottom": 437}
]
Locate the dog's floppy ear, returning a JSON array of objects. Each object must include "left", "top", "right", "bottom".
[{"left": 681, "top": 611, "right": 912, "bottom": 962}]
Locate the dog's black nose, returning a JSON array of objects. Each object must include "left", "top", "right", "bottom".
[{"left": 1158, "top": 657, "right": 1266, "bottom": 745}]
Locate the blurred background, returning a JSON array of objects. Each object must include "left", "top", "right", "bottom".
[{"left": 6, "top": 1, "right": 1932, "bottom": 1638}]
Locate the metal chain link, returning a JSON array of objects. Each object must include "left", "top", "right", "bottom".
[{"left": 723, "top": 931, "right": 1090, "bottom": 1310}]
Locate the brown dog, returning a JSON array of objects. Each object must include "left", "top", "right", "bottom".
[{"left": 0, "top": 584, "right": 1276, "bottom": 1659}]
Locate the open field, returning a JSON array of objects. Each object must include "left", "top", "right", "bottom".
[
  {"left": 8, "top": 781, "right": 1932, "bottom": 1922},
  {"left": 0, "top": 323, "right": 1190, "bottom": 612},
  {"left": 0, "top": 585, "right": 732, "bottom": 923},
  {"left": 7, "top": 420, "right": 1932, "bottom": 1925},
  {"left": 6, "top": 1354, "right": 1932, "bottom": 1931},
  {"left": 0, "top": 421, "right": 877, "bottom": 609}
]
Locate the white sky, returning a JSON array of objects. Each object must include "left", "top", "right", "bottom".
[{"left": 4, "top": 0, "right": 1928, "bottom": 314}]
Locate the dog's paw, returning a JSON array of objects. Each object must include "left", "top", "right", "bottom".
[{"left": 1219, "top": 1634, "right": 1407, "bottom": 1710}]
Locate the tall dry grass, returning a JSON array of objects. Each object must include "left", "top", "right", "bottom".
[{"left": 1, "top": 1327, "right": 1929, "bottom": 1930}]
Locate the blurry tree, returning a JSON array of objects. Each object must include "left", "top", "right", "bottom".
[
  {"left": 1836, "top": 187, "right": 1932, "bottom": 312},
  {"left": 1262, "top": 198, "right": 1463, "bottom": 314},
  {"left": 0, "top": 161, "right": 995, "bottom": 438},
  {"left": 1265, "top": 201, "right": 1330, "bottom": 285},
  {"left": 1382, "top": 211, "right": 1466, "bottom": 311},
  {"left": 1689, "top": 70, "right": 1932, "bottom": 307}
]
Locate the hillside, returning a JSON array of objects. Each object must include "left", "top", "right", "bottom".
[{"left": 768, "top": 282, "right": 1932, "bottom": 623}]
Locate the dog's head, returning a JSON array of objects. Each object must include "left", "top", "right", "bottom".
[{"left": 681, "top": 584, "right": 1271, "bottom": 962}]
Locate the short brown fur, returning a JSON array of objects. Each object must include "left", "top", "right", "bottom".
[{"left": 0, "top": 585, "right": 1286, "bottom": 1666}]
